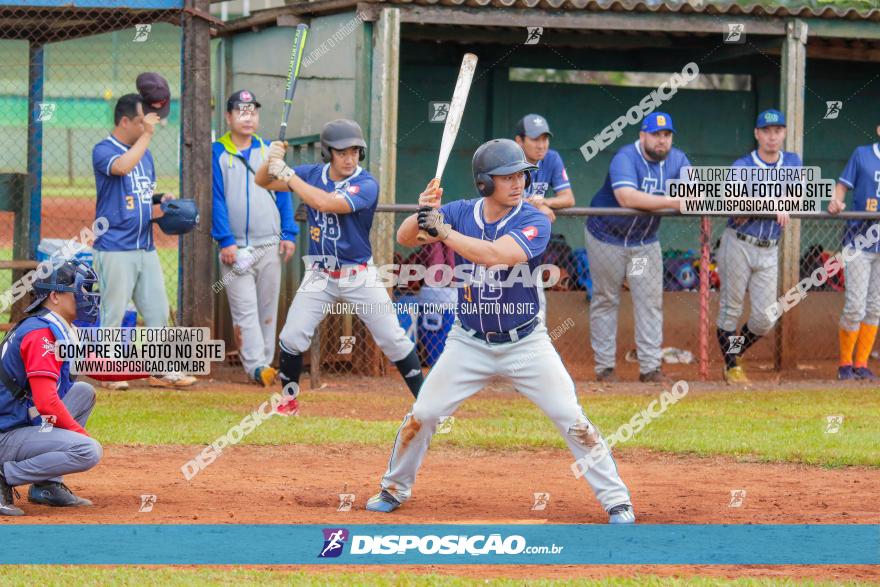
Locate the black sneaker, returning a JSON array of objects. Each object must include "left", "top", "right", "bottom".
[
  {"left": 0, "top": 472, "right": 24, "bottom": 516},
  {"left": 28, "top": 482, "right": 92, "bottom": 507},
  {"left": 639, "top": 369, "right": 670, "bottom": 384},
  {"left": 596, "top": 368, "right": 617, "bottom": 383}
]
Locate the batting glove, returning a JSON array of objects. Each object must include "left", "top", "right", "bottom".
[
  {"left": 269, "top": 158, "right": 295, "bottom": 182},
  {"left": 418, "top": 206, "right": 451, "bottom": 240},
  {"left": 268, "top": 141, "right": 287, "bottom": 160}
]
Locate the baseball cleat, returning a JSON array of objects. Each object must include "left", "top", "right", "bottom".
[
  {"left": 149, "top": 373, "right": 197, "bottom": 388},
  {"left": 837, "top": 365, "right": 855, "bottom": 380},
  {"left": 723, "top": 365, "right": 750, "bottom": 384},
  {"left": 595, "top": 368, "right": 617, "bottom": 383},
  {"left": 255, "top": 366, "right": 278, "bottom": 387},
  {"left": 639, "top": 369, "right": 669, "bottom": 384},
  {"left": 276, "top": 396, "right": 299, "bottom": 416},
  {"left": 607, "top": 503, "right": 635, "bottom": 524},
  {"left": 101, "top": 380, "right": 129, "bottom": 391},
  {"left": 0, "top": 472, "right": 23, "bottom": 516},
  {"left": 854, "top": 366, "right": 876, "bottom": 380},
  {"left": 366, "top": 490, "right": 401, "bottom": 513},
  {"left": 28, "top": 482, "right": 92, "bottom": 507}
]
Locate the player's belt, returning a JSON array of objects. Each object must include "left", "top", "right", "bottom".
[
  {"left": 465, "top": 316, "right": 539, "bottom": 345},
  {"left": 318, "top": 263, "right": 368, "bottom": 278},
  {"left": 735, "top": 231, "right": 777, "bottom": 249}
]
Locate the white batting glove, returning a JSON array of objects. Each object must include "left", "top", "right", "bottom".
[
  {"left": 268, "top": 141, "right": 287, "bottom": 161},
  {"left": 269, "top": 158, "right": 295, "bottom": 182}
]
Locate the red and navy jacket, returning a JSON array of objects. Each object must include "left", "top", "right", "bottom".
[{"left": 0, "top": 310, "right": 84, "bottom": 433}]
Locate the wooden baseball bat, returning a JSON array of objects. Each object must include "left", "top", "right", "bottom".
[
  {"left": 418, "top": 53, "right": 478, "bottom": 242},
  {"left": 278, "top": 23, "right": 309, "bottom": 142}
]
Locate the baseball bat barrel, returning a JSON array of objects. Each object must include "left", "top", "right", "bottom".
[
  {"left": 278, "top": 23, "right": 309, "bottom": 143},
  {"left": 417, "top": 53, "right": 478, "bottom": 242}
]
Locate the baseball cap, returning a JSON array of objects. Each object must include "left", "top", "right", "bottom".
[
  {"left": 227, "top": 89, "right": 261, "bottom": 112},
  {"left": 515, "top": 114, "right": 553, "bottom": 139},
  {"left": 136, "top": 72, "right": 171, "bottom": 119},
  {"left": 756, "top": 109, "right": 786, "bottom": 128},
  {"left": 641, "top": 112, "right": 676, "bottom": 134}
]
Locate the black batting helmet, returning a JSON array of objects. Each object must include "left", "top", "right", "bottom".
[
  {"left": 472, "top": 138, "right": 537, "bottom": 197},
  {"left": 320, "top": 119, "right": 366, "bottom": 163}
]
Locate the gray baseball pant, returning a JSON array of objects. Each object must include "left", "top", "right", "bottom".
[
  {"left": 839, "top": 248, "right": 880, "bottom": 331},
  {"left": 94, "top": 249, "right": 169, "bottom": 328},
  {"left": 715, "top": 228, "right": 779, "bottom": 336},
  {"left": 585, "top": 229, "right": 663, "bottom": 374},
  {"left": 220, "top": 244, "right": 282, "bottom": 378},
  {"left": 0, "top": 381, "right": 102, "bottom": 486}
]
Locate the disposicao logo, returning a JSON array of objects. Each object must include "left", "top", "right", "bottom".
[{"left": 318, "top": 528, "right": 349, "bottom": 558}]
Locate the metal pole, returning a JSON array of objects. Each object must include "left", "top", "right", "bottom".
[
  {"left": 699, "top": 216, "right": 711, "bottom": 381},
  {"left": 26, "top": 41, "right": 44, "bottom": 259}
]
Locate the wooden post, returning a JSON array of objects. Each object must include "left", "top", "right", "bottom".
[
  {"left": 179, "top": 0, "right": 215, "bottom": 329},
  {"left": 369, "top": 6, "right": 399, "bottom": 268},
  {"left": 776, "top": 19, "right": 808, "bottom": 371}
]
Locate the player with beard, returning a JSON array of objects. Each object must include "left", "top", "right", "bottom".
[{"left": 584, "top": 112, "right": 689, "bottom": 383}]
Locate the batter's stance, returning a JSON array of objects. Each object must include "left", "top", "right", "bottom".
[
  {"left": 585, "top": 112, "right": 688, "bottom": 383},
  {"left": 257, "top": 119, "right": 424, "bottom": 414},
  {"left": 364, "top": 139, "right": 634, "bottom": 524},
  {"left": 828, "top": 125, "right": 880, "bottom": 380},
  {"left": 716, "top": 109, "right": 798, "bottom": 384}
]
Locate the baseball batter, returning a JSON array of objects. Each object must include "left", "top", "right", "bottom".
[
  {"left": 257, "top": 119, "right": 424, "bottom": 414},
  {"left": 716, "top": 109, "right": 799, "bottom": 384},
  {"left": 514, "top": 114, "right": 575, "bottom": 317},
  {"left": 364, "top": 139, "right": 635, "bottom": 524},
  {"left": 585, "top": 112, "right": 688, "bottom": 383},
  {"left": 828, "top": 127, "right": 880, "bottom": 380}
]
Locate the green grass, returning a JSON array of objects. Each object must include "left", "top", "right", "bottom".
[
  {"left": 0, "top": 247, "right": 179, "bottom": 324},
  {"left": 40, "top": 175, "right": 181, "bottom": 199},
  {"left": 0, "top": 568, "right": 871, "bottom": 587},
  {"left": 88, "top": 386, "right": 880, "bottom": 468}
]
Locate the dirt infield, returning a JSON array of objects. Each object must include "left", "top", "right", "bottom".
[{"left": 3, "top": 443, "right": 877, "bottom": 582}]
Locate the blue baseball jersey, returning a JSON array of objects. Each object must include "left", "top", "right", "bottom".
[
  {"left": 523, "top": 149, "right": 571, "bottom": 201},
  {"left": 293, "top": 163, "right": 379, "bottom": 267},
  {"left": 728, "top": 150, "right": 803, "bottom": 242},
  {"left": 839, "top": 143, "right": 880, "bottom": 252},
  {"left": 92, "top": 135, "right": 157, "bottom": 251},
  {"left": 439, "top": 197, "right": 550, "bottom": 334},
  {"left": 586, "top": 141, "right": 691, "bottom": 247}
]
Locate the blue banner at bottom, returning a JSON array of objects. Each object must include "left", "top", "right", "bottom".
[{"left": 0, "top": 524, "right": 876, "bottom": 565}]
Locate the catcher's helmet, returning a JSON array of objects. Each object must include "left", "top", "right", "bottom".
[
  {"left": 24, "top": 260, "right": 100, "bottom": 323},
  {"left": 155, "top": 199, "right": 199, "bottom": 235},
  {"left": 320, "top": 119, "right": 366, "bottom": 163},
  {"left": 472, "top": 139, "right": 537, "bottom": 197}
]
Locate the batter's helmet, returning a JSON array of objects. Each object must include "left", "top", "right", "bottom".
[
  {"left": 24, "top": 260, "right": 100, "bottom": 324},
  {"left": 320, "top": 119, "right": 366, "bottom": 163},
  {"left": 155, "top": 199, "right": 199, "bottom": 235},
  {"left": 472, "top": 138, "right": 537, "bottom": 197}
]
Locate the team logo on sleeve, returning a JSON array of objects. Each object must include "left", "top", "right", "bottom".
[
  {"left": 562, "top": 167, "right": 568, "bottom": 181},
  {"left": 41, "top": 337, "right": 55, "bottom": 357},
  {"left": 522, "top": 226, "right": 539, "bottom": 241},
  {"left": 346, "top": 185, "right": 360, "bottom": 194}
]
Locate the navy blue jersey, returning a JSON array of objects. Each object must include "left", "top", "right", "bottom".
[
  {"left": 293, "top": 163, "right": 379, "bottom": 267},
  {"left": 839, "top": 143, "right": 880, "bottom": 252},
  {"left": 92, "top": 135, "right": 156, "bottom": 251},
  {"left": 523, "top": 149, "right": 571, "bottom": 201},
  {"left": 728, "top": 150, "right": 803, "bottom": 242},
  {"left": 440, "top": 197, "right": 550, "bottom": 333},
  {"left": 0, "top": 311, "right": 76, "bottom": 432},
  {"left": 586, "top": 141, "right": 691, "bottom": 247}
]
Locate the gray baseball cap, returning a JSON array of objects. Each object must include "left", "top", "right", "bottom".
[{"left": 515, "top": 114, "right": 553, "bottom": 139}]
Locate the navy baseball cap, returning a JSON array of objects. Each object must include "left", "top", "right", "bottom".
[
  {"left": 641, "top": 112, "right": 676, "bottom": 134},
  {"left": 136, "top": 72, "right": 171, "bottom": 119},
  {"left": 756, "top": 109, "right": 786, "bottom": 128},
  {"left": 226, "top": 89, "right": 261, "bottom": 112},
  {"left": 516, "top": 114, "right": 553, "bottom": 139}
]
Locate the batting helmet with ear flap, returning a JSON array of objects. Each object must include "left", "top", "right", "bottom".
[
  {"left": 472, "top": 138, "right": 537, "bottom": 197},
  {"left": 154, "top": 199, "right": 200, "bottom": 235},
  {"left": 320, "top": 119, "right": 366, "bottom": 163}
]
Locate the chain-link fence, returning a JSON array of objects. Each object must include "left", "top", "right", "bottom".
[
  {"left": 301, "top": 207, "right": 878, "bottom": 383},
  {"left": 0, "top": 6, "right": 182, "bottom": 326}
]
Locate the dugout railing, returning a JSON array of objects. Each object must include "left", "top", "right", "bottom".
[{"left": 299, "top": 205, "right": 880, "bottom": 385}]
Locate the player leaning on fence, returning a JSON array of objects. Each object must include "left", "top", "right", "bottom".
[
  {"left": 827, "top": 125, "right": 880, "bottom": 381},
  {"left": 716, "top": 109, "right": 800, "bottom": 385},
  {"left": 90, "top": 75, "right": 195, "bottom": 390},
  {"left": 211, "top": 90, "right": 297, "bottom": 387},
  {"left": 584, "top": 112, "right": 688, "bottom": 383}
]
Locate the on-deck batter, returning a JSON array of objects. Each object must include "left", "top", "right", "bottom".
[
  {"left": 257, "top": 119, "right": 424, "bottom": 414},
  {"left": 364, "top": 138, "right": 635, "bottom": 524}
]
